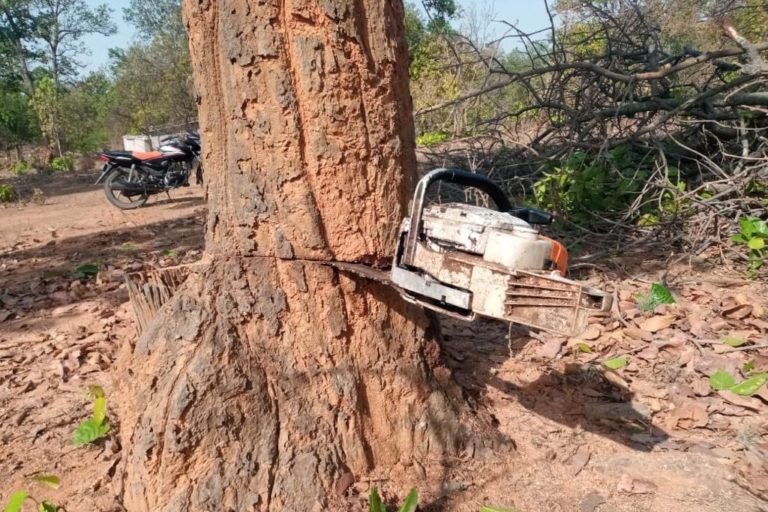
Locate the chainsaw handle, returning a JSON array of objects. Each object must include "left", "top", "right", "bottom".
[
  {"left": 402, "top": 168, "right": 513, "bottom": 266},
  {"left": 413, "top": 168, "right": 512, "bottom": 211}
]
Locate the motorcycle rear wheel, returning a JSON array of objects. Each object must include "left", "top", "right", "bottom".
[{"left": 103, "top": 168, "right": 150, "bottom": 209}]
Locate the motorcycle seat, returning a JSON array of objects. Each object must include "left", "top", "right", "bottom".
[
  {"left": 132, "top": 151, "right": 165, "bottom": 161},
  {"left": 102, "top": 150, "right": 165, "bottom": 161},
  {"left": 102, "top": 150, "right": 134, "bottom": 159}
]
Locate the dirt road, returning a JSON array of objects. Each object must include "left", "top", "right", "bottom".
[{"left": 0, "top": 173, "right": 766, "bottom": 511}]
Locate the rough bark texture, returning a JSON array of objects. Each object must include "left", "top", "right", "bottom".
[{"left": 115, "top": 1, "right": 465, "bottom": 510}]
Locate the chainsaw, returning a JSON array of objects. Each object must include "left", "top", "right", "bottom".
[{"left": 324, "top": 168, "right": 611, "bottom": 337}]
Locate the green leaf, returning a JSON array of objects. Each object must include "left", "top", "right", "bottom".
[
  {"left": 603, "top": 357, "right": 627, "bottom": 370},
  {"left": 397, "top": 488, "right": 418, "bottom": 512},
  {"left": 649, "top": 282, "right": 675, "bottom": 305},
  {"left": 30, "top": 474, "right": 60, "bottom": 489},
  {"left": 748, "top": 237, "right": 766, "bottom": 250},
  {"left": 721, "top": 336, "right": 747, "bottom": 347},
  {"left": 729, "top": 373, "right": 768, "bottom": 396},
  {"left": 73, "top": 418, "right": 110, "bottom": 445},
  {"left": 368, "top": 487, "right": 385, "bottom": 512},
  {"left": 710, "top": 369, "right": 736, "bottom": 390},
  {"left": 743, "top": 360, "right": 756, "bottom": 373},
  {"left": 731, "top": 234, "right": 748, "bottom": 244},
  {"left": 93, "top": 396, "right": 107, "bottom": 424},
  {"left": 3, "top": 491, "right": 28, "bottom": 512},
  {"left": 740, "top": 218, "right": 756, "bottom": 238},
  {"left": 39, "top": 502, "right": 58, "bottom": 512},
  {"left": 578, "top": 343, "right": 593, "bottom": 353},
  {"left": 73, "top": 263, "right": 99, "bottom": 279},
  {"left": 754, "top": 220, "right": 768, "bottom": 236}
]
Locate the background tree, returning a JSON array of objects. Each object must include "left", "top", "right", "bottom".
[
  {"left": 110, "top": 0, "right": 194, "bottom": 135},
  {"left": 0, "top": 0, "right": 39, "bottom": 95},
  {"left": 0, "top": 88, "right": 38, "bottom": 158},
  {"left": 115, "top": 1, "right": 473, "bottom": 510},
  {"left": 32, "top": 0, "right": 114, "bottom": 88}
]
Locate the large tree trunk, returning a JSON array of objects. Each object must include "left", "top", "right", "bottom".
[{"left": 115, "top": 1, "right": 469, "bottom": 510}]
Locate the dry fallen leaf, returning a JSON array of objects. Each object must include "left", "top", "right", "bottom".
[
  {"left": 537, "top": 337, "right": 566, "bottom": 359},
  {"left": 567, "top": 445, "right": 591, "bottom": 476},
  {"left": 723, "top": 303, "right": 752, "bottom": 320},
  {"left": 670, "top": 401, "right": 709, "bottom": 429},
  {"left": 638, "top": 315, "right": 676, "bottom": 333},
  {"left": 624, "top": 327, "right": 653, "bottom": 341},
  {"left": 580, "top": 325, "right": 602, "bottom": 341},
  {"left": 717, "top": 390, "right": 763, "bottom": 412}
]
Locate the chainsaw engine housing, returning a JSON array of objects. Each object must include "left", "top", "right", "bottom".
[{"left": 390, "top": 169, "right": 611, "bottom": 337}]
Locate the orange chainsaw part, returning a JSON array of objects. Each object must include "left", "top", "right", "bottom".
[{"left": 540, "top": 236, "right": 568, "bottom": 275}]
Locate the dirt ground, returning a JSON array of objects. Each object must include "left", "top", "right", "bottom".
[{"left": 1, "top": 172, "right": 767, "bottom": 511}]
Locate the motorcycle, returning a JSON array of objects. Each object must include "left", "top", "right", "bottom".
[{"left": 96, "top": 131, "right": 203, "bottom": 210}]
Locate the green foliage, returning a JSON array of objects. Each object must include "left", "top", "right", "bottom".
[
  {"left": 72, "top": 263, "right": 98, "bottom": 279},
  {"left": 730, "top": 374, "right": 768, "bottom": 396},
  {"left": 368, "top": 487, "right": 518, "bottom": 512},
  {"left": 416, "top": 131, "right": 449, "bottom": 147},
  {"left": 731, "top": 217, "right": 768, "bottom": 276},
  {"left": 534, "top": 148, "right": 648, "bottom": 223},
  {"left": 603, "top": 356, "right": 628, "bottom": 370},
  {"left": 368, "top": 487, "right": 418, "bottom": 512},
  {"left": 710, "top": 369, "right": 736, "bottom": 390},
  {"left": 73, "top": 385, "right": 110, "bottom": 445},
  {"left": 0, "top": 91, "right": 39, "bottom": 150},
  {"left": 73, "top": 418, "right": 110, "bottom": 445},
  {"left": 368, "top": 486, "right": 384, "bottom": 512},
  {"left": 3, "top": 491, "right": 28, "bottom": 512},
  {"left": 50, "top": 155, "right": 73, "bottom": 172},
  {"left": 0, "top": 184, "right": 18, "bottom": 202},
  {"left": 721, "top": 335, "right": 747, "bottom": 348},
  {"left": 2, "top": 490, "right": 58, "bottom": 512},
  {"left": 11, "top": 160, "right": 32, "bottom": 176},
  {"left": 635, "top": 283, "right": 676, "bottom": 311},
  {"left": 29, "top": 475, "right": 60, "bottom": 490},
  {"left": 710, "top": 369, "right": 768, "bottom": 396},
  {"left": 578, "top": 343, "right": 593, "bottom": 353},
  {"left": 3, "top": 473, "right": 62, "bottom": 512},
  {"left": 31, "top": 77, "right": 59, "bottom": 150},
  {"left": 57, "top": 73, "right": 114, "bottom": 152},
  {"left": 404, "top": 3, "right": 426, "bottom": 54},
  {"left": 49, "top": 155, "right": 73, "bottom": 172}
]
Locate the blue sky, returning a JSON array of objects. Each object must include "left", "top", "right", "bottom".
[
  {"left": 81, "top": 0, "right": 133, "bottom": 73},
  {"left": 80, "top": 0, "right": 551, "bottom": 73}
]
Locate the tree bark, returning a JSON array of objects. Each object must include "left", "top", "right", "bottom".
[{"left": 115, "top": 1, "right": 468, "bottom": 510}]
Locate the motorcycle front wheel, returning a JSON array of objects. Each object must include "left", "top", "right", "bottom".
[{"left": 103, "top": 167, "right": 150, "bottom": 210}]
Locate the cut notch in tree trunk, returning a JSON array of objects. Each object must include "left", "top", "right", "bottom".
[{"left": 125, "top": 263, "right": 204, "bottom": 335}]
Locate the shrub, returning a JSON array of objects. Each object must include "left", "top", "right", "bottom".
[
  {"left": 731, "top": 217, "right": 768, "bottom": 277},
  {"left": 11, "top": 160, "right": 32, "bottom": 176},
  {"left": 50, "top": 155, "right": 75, "bottom": 172},
  {"left": 416, "top": 131, "right": 449, "bottom": 147},
  {"left": 0, "top": 184, "right": 18, "bottom": 202},
  {"left": 534, "top": 147, "right": 649, "bottom": 224}
]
